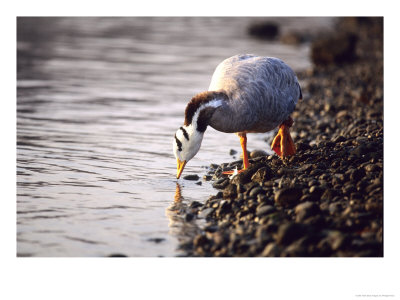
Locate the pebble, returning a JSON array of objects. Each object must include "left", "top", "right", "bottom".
[
  {"left": 256, "top": 205, "right": 275, "bottom": 217},
  {"left": 212, "top": 178, "right": 229, "bottom": 189},
  {"left": 274, "top": 187, "right": 303, "bottom": 207},
  {"left": 261, "top": 243, "right": 281, "bottom": 257},
  {"left": 183, "top": 174, "right": 200, "bottom": 181},
  {"left": 295, "top": 202, "right": 320, "bottom": 222},
  {"left": 275, "top": 223, "right": 307, "bottom": 245},
  {"left": 250, "top": 150, "right": 268, "bottom": 159},
  {"left": 198, "top": 208, "right": 214, "bottom": 219}
]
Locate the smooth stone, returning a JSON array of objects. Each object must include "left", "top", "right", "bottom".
[
  {"left": 229, "top": 149, "right": 237, "bottom": 155},
  {"left": 251, "top": 166, "right": 273, "bottom": 183},
  {"left": 275, "top": 222, "right": 307, "bottom": 245},
  {"left": 295, "top": 201, "right": 320, "bottom": 222},
  {"left": 261, "top": 243, "right": 281, "bottom": 257},
  {"left": 249, "top": 186, "right": 263, "bottom": 197},
  {"left": 256, "top": 205, "right": 275, "bottom": 217},
  {"left": 213, "top": 178, "right": 229, "bottom": 189},
  {"left": 183, "top": 174, "right": 200, "bottom": 181},
  {"left": 198, "top": 208, "right": 214, "bottom": 219},
  {"left": 250, "top": 150, "right": 268, "bottom": 159},
  {"left": 274, "top": 187, "right": 303, "bottom": 207},
  {"left": 223, "top": 184, "right": 237, "bottom": 199},
  {"left": 203, "top": 175, "right": 212, "bottom": 181}
]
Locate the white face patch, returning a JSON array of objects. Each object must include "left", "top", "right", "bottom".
[
  {"left": 173, "top": 125, "right": 204, "bottom": 163},
  {"left": 173, "top": 96, "right": 223, "bottom": 165}
]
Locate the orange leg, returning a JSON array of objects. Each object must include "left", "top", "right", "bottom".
[
  {"left": 271, "top": 117, "right": 296, "bottom": 158},
  {"left": 223, "top": 134, "right": 249, "bottom": 175}
]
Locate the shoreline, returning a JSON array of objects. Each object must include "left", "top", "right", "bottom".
[{"left": 175, "top": 17, "right": 383, "bottom": 257}]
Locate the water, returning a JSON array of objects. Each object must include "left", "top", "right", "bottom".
[{"left": 17, "top": 17, "right": 334, "bottom": 256}]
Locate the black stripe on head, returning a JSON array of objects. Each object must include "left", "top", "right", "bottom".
[
  {"left": 180, "top": 127, "right": 189, "bottom": 140},
  {"left": 175, "top": 134, "right": 182, "bottom": 151},
  {"left": 184, "top": 91, "right": 228, "bottom": 126}
]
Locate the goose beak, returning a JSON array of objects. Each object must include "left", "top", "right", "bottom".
[{"left": 176, "top": 159, "right": 187, "bottom": 179}]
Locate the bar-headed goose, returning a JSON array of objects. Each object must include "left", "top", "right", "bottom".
[{"left": 173, "top": 54, "right": 302, "bottom": 179}]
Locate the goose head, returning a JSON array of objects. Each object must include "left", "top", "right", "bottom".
[
  {"left": 173, "top": 124, "right": 204, "bottom": 179},
  {"left": 173, "top": 91, "right": 227, "bottom": 179}
]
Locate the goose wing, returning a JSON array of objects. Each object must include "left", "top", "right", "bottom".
[{"left": 208, "top": 55, "right": 301, "bottom": 132}]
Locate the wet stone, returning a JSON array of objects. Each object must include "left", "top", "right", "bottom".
[
  {"left": 251, "top": 166, "right": 273, "bottom": 183},
  {"left": 256, "top": 205, "right": 275, "bottom": 217},
  {"left": 198, "top": 208, "right": 214, "bottom": 219},
  {"left": 249, "top": 186, "right": 263, "bottom": 197},
  {"left": 275, "top": 223, "right": 308, "bottom": 245},
  {"left": 261, "top": 242, "right": 281, "bottom": 257},
  {"left": 213, "top": 178, "right": 229, "bottom": 189},
  {"left": 295, "top": 202, "right": 320, "bottom": 222},
  {"left": 223, "top": 184, "right": 237, "bottom": 199},
  {"left": 203, "top": 175, "right": 212, "bottom": 181},
  {"left": 183, "top": 174, "right": 200, "bottom": 181},
  {"left": 274, "top": 187, "right": 303, "bottom": 207},
  {"left": 250, "top": 150, "right": 268, "bottom": 159}
]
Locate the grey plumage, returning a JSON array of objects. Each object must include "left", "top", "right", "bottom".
[{"left": 207, "top": 54, "right": 302, "bottom": 134}]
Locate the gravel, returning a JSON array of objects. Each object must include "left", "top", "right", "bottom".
[{"left": 175, "top": 17, "right": 383, "bottom": 257}]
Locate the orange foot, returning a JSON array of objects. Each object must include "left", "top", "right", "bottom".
[
  {"left": 222, "top": 134, "right": 249, "bottom": 175},
  {"left": 222, "top": 168, "right": 245, "bottom": 175},
  {"left": 271, "top": 119, "right": 296, "bottom": 158}
]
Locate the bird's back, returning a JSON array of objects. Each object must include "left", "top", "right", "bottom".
[{"left": 208, "top": 54, "right": 301, "bottom": 133}]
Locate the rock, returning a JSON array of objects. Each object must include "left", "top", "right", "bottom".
[
  {"left": 147, "top": 238, "right": 165, "bottom": 243},
  {"left": 275, "top": 222, "right": 307, "bottom": 245},
  {"left": 250, "top": 150, "right": 268, "bottom": 159},
  {"left": 213, "top": 177, "right": 229, "bottom": 189},
  {"left": 261, "top": 242, "right": 281, "bottom": 257},
  {"left": 295, "top": 202, "right": 320, "bottom": 222},
  {"left": 297, "top": 163, "right": 313, "bottom": 173},
  {"left": 350, "top": 168, "right": 365, "bottom": 182},
  {"left": 321, "top": 188, "right": 336, "bottom": 201},
  {"left": 189, "top": 201, "right": 203, "bottom": 208},
  {"left": 185, "top": 213, "right": 195, "bottom": 222},
  {"left": 210, "top": 163, "right": 219, "bottom": 170},
  {"left": 351, "top": 145, "right": 368, "bottom": 158},
  {"left": 229, "top": 149, "right": 237, "bottom": 155},
  {"left": 256, "top": 205, "right": 275, "bottom": 217},
  {"left": 249, "top": 186, "right": 263, "bottom": 197},
  {"left": 311, "top": 32, "right": 358, "bottom": 65},
  {"left": 203, "top": 175, "right": 212, "bottom": 181},
  {"left": 274, "top": 187, "right": 303, "bottom": 207},
  {"left": 364, "top": 164, "right": 379, "bottom": 172},
  {"left": 223, "top": 184, "right": 237, "bottom": 199},
  {"left": 280, "top": 31, "right": 306, "bottom": 45},
  {"left": 108, "top": 253, "right": 128, "bottom": 257},
  {"left": 325, "top": 230, "right": 347, "bottom": 251},
  {"left": 329, "top": 202, "right": 342, "bottom": 215},
  {"left": 193, "top": 234, "right": 209, "bottom": 248},
  {"left": 198, "top": 208, "right": 214, "bottom": 219},
  {"left": 248, "top": 21, "right": 279, "bottom": 40},
  {"left": 231, "top": 162, "right": 264, "bottom": 185},
  {"left": 183, "top": 174, "right": 200, "bottom": 181},
  {"left": 255, "top": 225, "right": 272, "bottom": 243},
  {"left": 309, "top": 186, "right": 325, "bottom": 198},
  {"left": 216, "top": 200, "right": 232, "bottom": 217}
]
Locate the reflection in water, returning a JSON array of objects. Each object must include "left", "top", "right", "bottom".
[{"left": 166, "top": 183, "right": 202, "bottom": 255}]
